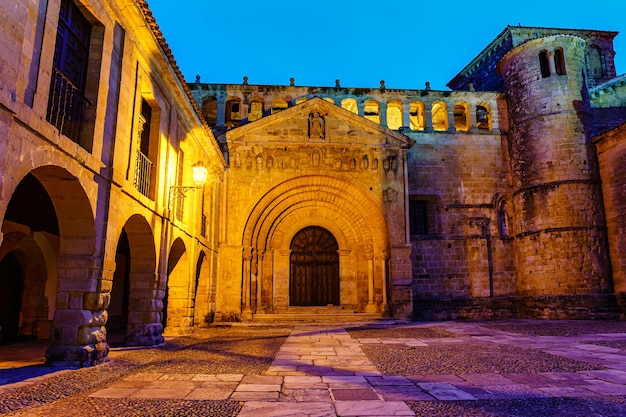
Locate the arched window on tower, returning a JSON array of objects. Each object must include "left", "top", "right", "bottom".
[
  {"left": 364, "top": 99, "right": 380, "bottom": 124},
  {"left": 386, "top": 100, "right": 403, "bottom": 130},
  {"left": 201, "top": 97, "right": 217, "bottom": 126},
  {"left": 341, "top": 98, "right": 357, "bottom": 114},
  {"left": 431, "top": 101, "right": 448, "bottom": 131},
  {"left": 409, "top": 101, "right": 425, "bottom": 130},
  {"left": 453, "top": 102, "right": 469, "bottom": 131},
  {"left": 554, "top": 47, "right": 566, "bottom": 76},
  {"left": 323, "top": 97, "right": 335, "bottom": 104},
  {"left": 248, "top": 97, "right": 264, "bottom": 122},
  {"left": 476, "top": 104, "right": 491, "bottom": 131},
  {"left": 539, "top": 50, "right": 550, "bottom": 78}
]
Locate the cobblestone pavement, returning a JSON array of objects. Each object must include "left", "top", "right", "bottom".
[{"left": 1, "top": 320, "right": 626, "bottom": 416}]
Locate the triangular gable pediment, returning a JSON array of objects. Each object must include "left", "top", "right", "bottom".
[{"left": 225, "top": 97, "right": 414, "bottom": 148}]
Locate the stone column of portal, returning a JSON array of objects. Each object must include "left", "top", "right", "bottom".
[
  {"left": 499, "top": 35, "right": 612, "bottom": 300},
  {"left": 256, "top": 250, "right": 264, "bottom": 313},
  {"left": 378, "top": 251, "right": 390, "bottom": 315},
  {"left": 357, "top": 100, "right": 365, "bottom": 117},
  {"left": 241, "top": 247, "right": 253, "bottom": 319},
  {"left": 365, "top": 251, "right": 376, "bottom": 313}
]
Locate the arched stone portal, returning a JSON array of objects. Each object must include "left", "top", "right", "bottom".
[
  {"left": 290, "top": 226, "right": 339, "bottom": 306},
  {"left": 238, "top": 175, "right": 391, "bottom": 317}
]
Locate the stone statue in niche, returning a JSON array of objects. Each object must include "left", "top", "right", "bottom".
[
  {"left": 312, "top": 150, "right": 320, "bottom": 166},
  {"left": 361, "top": 155, "right": 369, "bottom": 170},
  {"left": 308, "top": 112, "right": 325, "bottom": 139}
]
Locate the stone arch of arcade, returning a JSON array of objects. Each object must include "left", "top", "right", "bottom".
[
  {"left": 110, "top": 214, "right": 161, "bottom": 347},
  {"left": 241, "top": 175, "right": 391, "bottom": 316},
  {"left": 164, "top": 237, "right": 193, "bottom": 334},
  {"left": 0, "top": 165, "right": 103, "bottom": 365}
]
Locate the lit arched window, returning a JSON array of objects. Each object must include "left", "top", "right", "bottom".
[
  {"left": 364, "top": 99, "right": 380, "bottom": 124},
  {"left": 295, "top": 96, "right": 308, "bottom": 105},
  {"left": 323, "top": 97, "right": 335, "bottom": 104},
  {"left": 248, "top": 97, "right": 264, "bottom": 122},
  {"left": 341, "top": 98, "right": 357, "bottom": 114},
  {"left": 201, "top": 96, "right": 217, "bottom": 126},
  {"left": 554, "top": 47, "right": 566, "bottom": 76},
  {"left": 539, "top": 50, "right": 550, "bottom": 78},
  {"left": 225, "top": 97, "right": 241, "bottom": 127},
  {"left": 476, "top": 104, "right": 491, "bottom": 131},
  {"left": 271, "top": 97, "right": 288, "bottom": 114},
  {"left": 386, "top": 100, "right": 403, "bottom": 130},
  {"left": 431, "top": 101, "right": 448, "bottom": 131},
  {"left": 409, "top": 101, "right": 425, "bottom": 130},
  {"left": 453, "top": 102, "right": 469, "bottom": 131}
]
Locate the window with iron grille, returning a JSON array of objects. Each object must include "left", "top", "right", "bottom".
[{"left": 47, "top": 0, "right": 94, "bottom": 146}]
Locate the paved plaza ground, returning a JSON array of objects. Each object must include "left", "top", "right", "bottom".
[{"left": 1, "top": 319, "right": 626, "bottom": 416}]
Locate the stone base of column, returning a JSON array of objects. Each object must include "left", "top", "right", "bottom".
[
  {"left": 365, "top": 303, "right": 378, "bottom": 313},
  {"left": 240, "top": 309, "right": 253, "bottom": 321},
  {"left": 45, "top": 341, "right": 109, "bottom": 367}
]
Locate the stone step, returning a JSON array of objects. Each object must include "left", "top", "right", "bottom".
[{"left": 250, "top": 308, "right": 390, "bottom": 324}]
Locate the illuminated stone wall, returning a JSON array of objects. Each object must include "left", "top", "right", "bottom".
[{"left": 500, "top": 35, "right": 612, "bottom": 300}]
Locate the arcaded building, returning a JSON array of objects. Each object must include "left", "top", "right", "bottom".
[
  {"left": 0, "top": 0, "right": 225, "bottom": 365},
  {"left": 2, "top": 0, "right": 626, "bottom": 367}
]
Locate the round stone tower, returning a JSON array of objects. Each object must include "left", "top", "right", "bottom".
[{"left": 499, "top": 35, "right": 612, "bottom": 300}]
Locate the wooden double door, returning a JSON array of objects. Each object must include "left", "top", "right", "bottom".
[{"left": 289, "top": 226, "right": 339, "bottom": 306}]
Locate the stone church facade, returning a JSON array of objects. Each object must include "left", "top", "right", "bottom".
[
  {"left": 1, "top": 0, "right": 626, "bottom": 366},
  {"left": 191, "top": 26, "right": 626, "bottom": 321}
]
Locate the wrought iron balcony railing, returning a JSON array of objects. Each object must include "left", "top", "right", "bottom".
[
  {"left": 46, "top": 67, "right": 93, "bottom": 144},
  {"left": 134, "top": 150, "right": 153, "bottom": 198}
]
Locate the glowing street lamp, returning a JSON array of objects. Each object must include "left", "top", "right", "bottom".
[{"left": 169, "top": 161, "right": 208, "bottom": 210}]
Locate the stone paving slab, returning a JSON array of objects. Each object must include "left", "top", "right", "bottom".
[
  {"left": 237, "top": 401, "right": 335, "bottom": 417},
  {"left": 333, "top": 400, "right": 414, "bottom": 416}
]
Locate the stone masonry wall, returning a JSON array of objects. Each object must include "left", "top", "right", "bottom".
[{"left": 501, "top": 35, "right": 612, "bottom": 296}]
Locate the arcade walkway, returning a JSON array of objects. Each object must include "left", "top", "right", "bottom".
[{"left": 1, "top": 320, "right": 626, "bottom": 416}]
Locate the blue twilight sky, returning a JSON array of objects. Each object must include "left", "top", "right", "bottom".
[{"left": 148, "top": 0, "right": 626, "bottom": 91}]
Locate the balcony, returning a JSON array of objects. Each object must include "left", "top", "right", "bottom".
[{"left": 46, "top": 67, "right": 93, "bottom": 145}]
